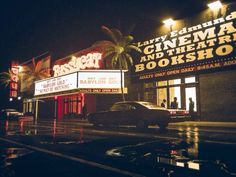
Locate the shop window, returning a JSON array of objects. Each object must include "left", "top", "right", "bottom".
[
  {"left": 157, "top": 88, "right": 167, "bottom": 107},
  {"left": 185, "top": 77, "right": 196, "bottom": 83},
  {"left": 63, "top": 94, "right": 82, "bottom": 116},
  {"left": 169, "top": 86, "right": 181, "bottom": 108},
  {"left": 185, "top": 87, "right": 197, "bottom": 111},
  {"left": 168, "top": 79, "right": 181, "bottom": 85},
  {"left": 156, "top": 76, "right": 197, "bottom": 110},
  {"left": 157, "top": 81, "right": 167, "bottom": 87},
  {"left": 144, "top": 82, "right": 154, "bottom": 88}
]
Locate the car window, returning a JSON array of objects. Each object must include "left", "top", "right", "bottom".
[
  {"left": 139, "top": 102, "right": 160, "bottom": 109},
  {"left": 110, "top": 104, "right": 125, "bottom": 111},
  {"left": 125, "top": 104, "right": 137, "bottom": 110},
  {"left": 110, "top": 103, "right": 137, "bottom": 111}
]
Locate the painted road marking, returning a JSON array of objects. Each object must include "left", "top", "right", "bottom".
[{"left": 0, "top": 137, "right": 146, "bottom": 177}]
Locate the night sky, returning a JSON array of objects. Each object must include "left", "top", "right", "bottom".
[{"left": 0, "top": 0, "right": 234, "bottom": 109}]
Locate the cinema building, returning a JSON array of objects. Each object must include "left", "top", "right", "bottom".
[
  {"left": 132, "top": 3, "right": 236, "bottom": 121},
  {"left": 21, "top": 47, "right": 128, "bottom": 120}
]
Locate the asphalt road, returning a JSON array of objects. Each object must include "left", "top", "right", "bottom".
[{"left": 1, "top": 119, "right": 236, "bottom": 177}]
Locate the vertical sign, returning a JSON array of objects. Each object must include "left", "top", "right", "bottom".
[{"left": 10, "top": 61, "right": 19, "bottom": 98}]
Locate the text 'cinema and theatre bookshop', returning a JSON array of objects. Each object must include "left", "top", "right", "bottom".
[{"left": 132, "top": 2, "right": 236, "bottom": 121}]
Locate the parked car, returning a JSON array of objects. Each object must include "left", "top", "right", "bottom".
[
  {"left": 0, "top": 109, "right": 23, "bottom": 120},
  {"left": 88, "top": 101, "right": 189, "bottom": 129}
]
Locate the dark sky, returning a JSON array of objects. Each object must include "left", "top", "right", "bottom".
[{"left": 0, "top": 0, "right": 234, "bottom": 108}]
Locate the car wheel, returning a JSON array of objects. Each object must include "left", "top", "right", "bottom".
[
  {"left": 157, "top": 122, "right": 168, "bottom": 129},
  {"left": 136, "top": 120, "right": 148, "bottom": 130}
]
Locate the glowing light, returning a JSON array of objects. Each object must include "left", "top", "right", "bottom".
[
  {"left": 17, "top": 96, "right": 21, "bottom": 100},
  {"left": 188, "top": 161, "right": 200, "bottom": 170},
  {"left": 18, "top": 66, "right": 23, "bottom": 72},
  {"left": 208, "top": 1, "right": 222, "bottom": 10},
  {"left": 9, "top": 98, "right": 13, "bottom": 102},
  {"left": 163, "top": 18, "right": 175, "bottom": 27}
]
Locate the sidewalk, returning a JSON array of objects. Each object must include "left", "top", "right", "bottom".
[
  {"left": 169, "top": 121, "right": 236, "bottom": 128},
  {"left": 61, "top": 118, "right": 236, "bottom": 128}
]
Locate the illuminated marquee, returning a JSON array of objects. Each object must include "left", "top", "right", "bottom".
[
  {"left": 78, "top": 71, "right": 123, "bottom": 89},
  {"left": 53, "top": 52, "right": 102, "bottom": 77},
  {"left": 34, "top": 70, "right": 126, "bottom": 96},
  {"left": 35, "top": 73, "right": 77, "bottom": 96},
  {"left": 133, "top": 11, "right": 236, "bottom": 80}
]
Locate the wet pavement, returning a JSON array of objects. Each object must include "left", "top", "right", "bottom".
[{"left": 0, "top": 119, "right": 236, "bottom": 177}]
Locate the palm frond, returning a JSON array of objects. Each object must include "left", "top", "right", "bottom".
[
  {"left": 126, "top": 44, "right": 142, "bottom": 53},
  {"left": 123, "top": 35, "right": 134, "bottom": 46},
  {"left": 111, "top": 53, "right": 119, "bottom": 68},
  {"left": 125, "top": 53, "right": 133, "bottom": 66},
  {"left": 103, "top": 50, "right": 115, "bottom": 58},
  {"left": 101, "top": 26, "right": 119, "bottom": 44},
  {"left": 111, "top": 28, "right": 123, "bottom": 44},
  {"left": 0, "top": 69, "right": 12, "bottom": 87},
  {"left": 92, "top": 40, "right": 115, "bottom": 48}
]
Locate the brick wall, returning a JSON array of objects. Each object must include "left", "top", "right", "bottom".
[{"left": 199, "top": 70, "right": 236, "bottom": 121}]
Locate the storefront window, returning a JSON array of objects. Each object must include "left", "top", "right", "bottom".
[
  {"left": 169, "top": 86, "right": 181, "bottom": 108},
  {"left": 157, "top": 81, "right": 167, "bottom": 87},
  {"left": 157, "top": 88, "right": 167, "bottom": 107},
  {"left": 156, "top": 76, "right": 197, "bottom": 110},
  {"left": 168, "top": 79, "right": 181, "bottom": 85},
  {"left": 185, "top": 87, "right": 197, "bottom": 111},
  {"left": 185, "top": 77, "right": 196, "bottom": 83},
  {"left": 63, "top": 94, "right": 82, "bottom": 116}
]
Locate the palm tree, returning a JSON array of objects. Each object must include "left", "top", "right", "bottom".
[
  {"left": 93, "top": 26, "right": 141, "bottom": 101},
  {"left": 0, "top": 69, "right": 12, "bottom": 87},
  {"left": 19, "top": 58, "right": 50, "bottom": 94}
]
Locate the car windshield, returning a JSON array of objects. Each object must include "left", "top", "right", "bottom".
[{"left": 139, "top": 102, "right": 160, "bottom": 109}]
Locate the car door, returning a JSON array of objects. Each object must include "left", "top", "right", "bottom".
[
  {"left": 120, "top": 103, "right": 140, "bottom": 125},
  {"left": 104, "top": 104, "right": 125, "bottom": 125}
]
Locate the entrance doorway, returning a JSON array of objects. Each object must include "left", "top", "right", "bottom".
[
  {"left": 185, "top": 87, "right": 197, "bottom": 111},
  {"left": 154, "top": 76, "right": 198, "bottom": 112}
]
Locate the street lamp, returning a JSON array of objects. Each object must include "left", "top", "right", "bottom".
[
  {"left": 9, "top": 98, "right": 13, "bottom": 102},
  {"left": 163, "top": 18, "right": 175, "bottom": 31},
  {"left": 207, "top": 1, "right": 222, "bottom": 11}
]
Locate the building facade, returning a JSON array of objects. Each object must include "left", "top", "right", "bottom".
[{"left": 131, "top": 3, "right": 236, "bottom": 121}]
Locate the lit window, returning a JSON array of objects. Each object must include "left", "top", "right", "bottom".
[
  {"left": 144, "top": 82, "right": 154, "bottom": 88},
  {"left": 168, "top": 79, "right": 181, "bottom": 85},
  {"left": 185, "top": 77, "right": 196, "bottom": 83},
  {"left": 157, "top": 81, "right": 168, "bottom": 87}
]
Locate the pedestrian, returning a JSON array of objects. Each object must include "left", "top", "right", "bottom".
[
  {"left": 82, "top": 104, "right": 87, "bottom": 120},
  {"left": 189, "top": 97, "right": 195, "bottom": 120},
  {"left": 161, "top": 99, "right": 167, "bottom": 108},
  {"left": 170, "top": 97, "right": 178, "bottom": 109}
]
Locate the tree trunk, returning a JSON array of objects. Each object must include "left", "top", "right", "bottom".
[{"left": 119, "top": 57, "right": 125, "bottom": 102}]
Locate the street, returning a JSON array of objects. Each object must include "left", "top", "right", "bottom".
[{"left": 1, "top": 119, "right": 236, "bottom": 177}]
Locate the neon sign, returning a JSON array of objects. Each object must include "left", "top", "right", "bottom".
[
  {"left": 10, "top": 62, "right": 19, "bottom": 98},
  {"left": 53, "top": 52, "right": 102, "bottom": 76}
]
